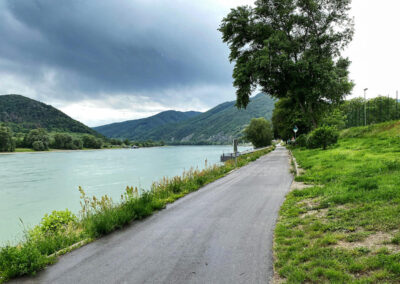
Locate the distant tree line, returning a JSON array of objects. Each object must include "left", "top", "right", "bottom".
[
  {"left": 109, "top": 138, "right": 165, "bottom": 148},
  {"left": 0, "top": 124, "right": 169, "bottom": 153},
  {"left": 272, "top": 96, "right": 400, "bottom": 141},
  {"left": 0, "top": 125, "right": 104, "bottom": 152},
  {"left": 342, "top": 96, "right": 400, "bottom": 128}
]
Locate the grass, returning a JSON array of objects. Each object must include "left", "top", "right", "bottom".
[
  {"left": 274, "top": 121, "right": 400, "bottom": 283},
  {"left": 0, "top": 146, "right": 274, "bottom": 283},
  {"left": 14, "top": 148, "right": 35, "bottom": 153}
]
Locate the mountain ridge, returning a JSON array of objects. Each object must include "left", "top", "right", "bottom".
[
  {"left": 0, "top": 94, "right": 101, "bottom": 136},
  {"left": 94, "top": 110, "right": 202, "bottom": 139},
  {"left": 95, "top": 93, "right": 275, "bottom": 144}
]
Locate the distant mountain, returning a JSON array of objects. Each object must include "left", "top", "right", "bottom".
[
  {"left": 94, "top": 110, "right": 201, "bottom": 139},
  {"left": 96, "top": 93, "right": 275, "bottom": 144},
  {"left": 0, "top": 94, "right": 100, "bottom": 136}
]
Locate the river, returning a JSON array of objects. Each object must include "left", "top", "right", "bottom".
[{"left": 0, "top": 145, "right": 251, "bottom": 244}]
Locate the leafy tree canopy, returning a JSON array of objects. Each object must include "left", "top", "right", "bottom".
[
  {"left": 24, "top": 129, "right": 50, "bottom": 151},
  {"left": 0, "top": 125, "right": 15, "bottom": 152},
  {"left": 244, "top": 117, "right": 273, "bottom": 148},
  {"left": 220, "top": 0, "right": 354, "bottom": 129},
  {"left": 272, "top": 98, "right": 310, "bottom": 140}
]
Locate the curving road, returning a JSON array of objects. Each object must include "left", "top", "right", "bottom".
[{"left": 14, "top": 146, "right": 292, "bottom": 284}]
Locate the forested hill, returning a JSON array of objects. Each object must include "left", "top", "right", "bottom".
[
  {"left": 0, "top": 94, "right": 99, "bottom": 135},
  {"left": 95, "top": 93, "right": 275, "bottom": 144},
  {"left": 94, "top": 110, "right": 201, "bottom": 138}
]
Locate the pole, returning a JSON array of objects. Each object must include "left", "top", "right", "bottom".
[
  {"left": 233, "top": 139, "right": 238, "bottom": 167},
  {"left": 364, "top": 88, "right": 368, "bottom": 126}
]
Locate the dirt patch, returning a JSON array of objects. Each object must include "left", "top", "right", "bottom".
[
  {"left": 335, "top": 232, "right": 400, "bottom": 253},
  {"left": 272, "top": 271, "right": 285, "bottom": 284},
  {"left": 298, "top": 198, "right": 320, "bottom": 209},
  {"left": 300, "top": 208, "right": 328, "bottom": 219},
  {"left": 291, "top": 181, "right": 313, "bottom": 191}
]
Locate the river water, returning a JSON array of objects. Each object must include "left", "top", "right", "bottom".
[{"left": 0, "top": 145, "right": 251, "bottom": 244}]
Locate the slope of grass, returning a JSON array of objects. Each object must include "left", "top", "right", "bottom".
[
  {"left": 275, "top": 121, "right": 400, "bottom": 283},
  {"left": 0, "top": 146, "right": 274, "bottom": 283}
]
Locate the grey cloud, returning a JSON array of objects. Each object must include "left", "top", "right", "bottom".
[{"left": 0, "top": 0, "right": 233, "bottom": 102}]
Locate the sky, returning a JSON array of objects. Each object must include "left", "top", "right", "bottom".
[{"left": 0, "top": 0, "right": 399, "bottom": 126}]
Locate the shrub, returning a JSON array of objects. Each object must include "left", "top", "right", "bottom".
[
  {"left": 0, "top": 243, "right": 49, "bottom": 281},
  {"left": 295, "top": 134, "right": 307, "bottom": 147},
  {"left": 307, "top": 126, "right": 339, "bottom": 150},
  {"left": 38, "top": 210, "right": 77, "bottom": 233}
]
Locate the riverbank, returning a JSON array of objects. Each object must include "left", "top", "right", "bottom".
[
  {"left": 1, "top": 144, "right": 252, "bottom": 155},
  {"left": 0, "top": 146, "right": 274, "bottom": 283},
  {"left": 0, "top": 146, "right": 161, "bottom": 155}
]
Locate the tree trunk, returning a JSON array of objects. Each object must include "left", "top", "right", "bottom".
[{"left": 308, "top": 104, "right": 318, "bottom": 129}]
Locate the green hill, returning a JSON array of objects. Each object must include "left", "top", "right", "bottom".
[
  {"left": 0, "top": 94, "right": 99, "bottom": 136},
  {"left": 95, "top": 93, "right": 275, "bottom": 144},
  {"left": 94, "top": 110, "right": 201, "bottom": 139}
]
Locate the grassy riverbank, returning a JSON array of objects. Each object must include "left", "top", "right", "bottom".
[
  {"left": 274, "top": 121, "right": 400, "bottom": 283},
  {"left": 0, "top": 146, "right": 273, "bottom": 283}
]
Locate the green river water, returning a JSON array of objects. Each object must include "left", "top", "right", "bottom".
[{"left": 0, "top": 145, "right": 251, "bottom": 245}]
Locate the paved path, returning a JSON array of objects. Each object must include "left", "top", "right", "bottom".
[{"left": 14, "top": 146, "right": 292, "bottom": 284}]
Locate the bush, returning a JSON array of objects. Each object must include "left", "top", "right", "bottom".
[
  {"left": 0, "top": 243, "right": 50, "bottom": 281},
  {"left": 244, "top": 117, "right": 273, "bottom": 148},
  {"left": 307, "top": 126, "right": 339, "bottom": 150},
  {"left": 295, "top": 134, "right": 307, "bottom": 147},
  {"left": 39, "top": 210, "right": 77, "bottom": 234}
]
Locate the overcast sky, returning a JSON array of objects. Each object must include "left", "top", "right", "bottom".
[{"left": 0, "top": 0, "right": 399, "bottom": 126}]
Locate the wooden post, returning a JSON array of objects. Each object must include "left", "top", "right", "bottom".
[{"left": 233, "top": 139, "right": 238, "bottom": 167}]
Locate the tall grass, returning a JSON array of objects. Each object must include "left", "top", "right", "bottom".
[{"left": 0, "top": 146, "right": 274, "bottom": 283}]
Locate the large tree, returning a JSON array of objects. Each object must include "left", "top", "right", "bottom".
[
  {"left": 0, "top": 125, "right": 15, "bottom": 152},
  {"left": 244, "top": 117, "right": 273, "bottom": 148},
  {"left": 219, "top": 0, "right": 354, "bottom": 129},
  {"left": 272, "top": 98, "right": 310, "bottom": 140}
]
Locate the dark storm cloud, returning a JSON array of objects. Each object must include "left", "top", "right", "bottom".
[{"left": 0, "top": 0, "right": 233, "bottom": 101}]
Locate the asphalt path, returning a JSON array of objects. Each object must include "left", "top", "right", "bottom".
[{"left": 14, "top": 146, "right": 292, "bottom": 284}]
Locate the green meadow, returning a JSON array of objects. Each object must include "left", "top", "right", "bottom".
[{"left": 275, "top": 121, "right": 400, "bottom": 283}]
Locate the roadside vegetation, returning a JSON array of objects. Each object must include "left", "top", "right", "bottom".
[
  {"left": 0, "top": 146, "right": 274, "bottom": 283},
  {"left": 274, "top": 121, "right": 400, "bottom": 283}
]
